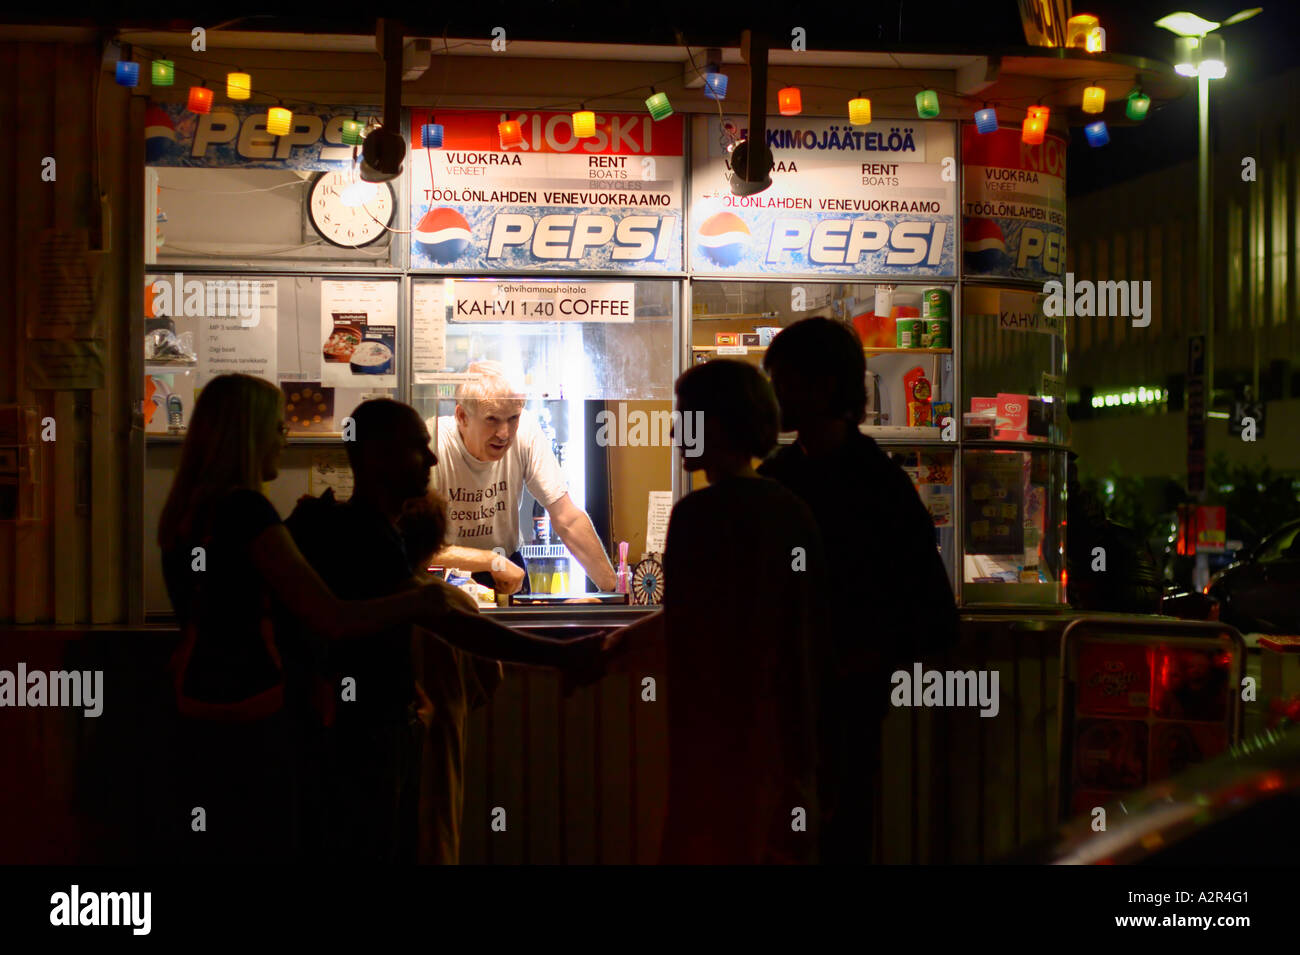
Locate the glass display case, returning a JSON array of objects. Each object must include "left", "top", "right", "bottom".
[{"left": 960, "top": 284, "right": 1068, "bottom": 606}]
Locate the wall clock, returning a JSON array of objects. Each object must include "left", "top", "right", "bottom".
[{"left": 306, "top": 170, "right": 395, "bottom": 248}]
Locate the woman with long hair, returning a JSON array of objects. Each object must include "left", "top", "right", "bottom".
[{"left": 157, "top": 373, "right": 465, "bottom": 863}]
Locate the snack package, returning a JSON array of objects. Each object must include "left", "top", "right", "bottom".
[
  {"left": 996, "top": 393, "right": 1030, "bottom": 441},
  {"left": 903, "top": 366, "right": 932, "bottom": 427}
]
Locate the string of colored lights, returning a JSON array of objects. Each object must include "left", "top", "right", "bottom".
[{"left": 120, "top": 22, "right": 1153, "bottom": 155}]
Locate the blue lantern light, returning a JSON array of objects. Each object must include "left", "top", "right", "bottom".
[
  {"left": 704, "top": 72, "right": 728, "bottom": 100},
  {"left": 974, "top": 107, "right": 998, "bottom": 134},
  {"left": 1085, "top": 120, "right": 1110, "bottom": 147},
  {"left": 115, "top": 61, "right": 140, "bottom": 87},
  {"left": 421, "top": 123, "right": 444, "bottom": 148}
]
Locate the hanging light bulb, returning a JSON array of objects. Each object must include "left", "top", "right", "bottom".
[
  {"left": 341, "top": 179, "right": 378, "bottom": 207},
  {"left": 974, "top": 106, "right": 998, "bottom": 133},
  {"left": 1084, "top": 120, "right": 1109, "bottom": 147},
  {"left": 572, "top": 107, "right": 596, "bottom": 138},
  {"left": 421, "top": 122, "right": 444, "bottom": 148},
  {"left": 499, "top": 120, "right": 524, "bottom": 149},
  {"left": 266, "top": 106, "right": 293, "bottom": 137},
  {"left": 704, "top": 72, "right": 728, "bottom": 100},
  {"left": 1126, "top": 87, "right": 1151, "bottom": 121},
  {"left": 187, "top": 85, "right": 213, "bottom": 114},
  {"left": 115, "top": 61, "right": 140, "bottom": 87},
  {"left": 848, "top": 96, "right": 871, "bottom": 126},
  {"left": 1082, "top": 85, "right": 1106, "bottom": 114},
  {"left": 645, "top": 89, "right": 673, "bottom": 121},
  {"left": 342, "top": 119, "right": 365, "bottom": 147},
  {"left": 915, "top": 90, "right": 940, "bottom": 119},
  {"left": 778, "top": 87, "right": 802, "bottom": 116},
  {"left": 151, "top": 60, "right": 174, "bottom": 86},
  {"left": 226, "top": 72, "right": 251, "bottom": 100}
]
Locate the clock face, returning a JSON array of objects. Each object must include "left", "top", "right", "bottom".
[{"left": 307, "top": 170, "right": 395, "bottom": 249}]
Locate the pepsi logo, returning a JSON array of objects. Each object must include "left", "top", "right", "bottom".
[
  {"left": 963, "top": 217, "right": 1007, "bottom": 272},
  {"left": 145, "top": 104, "right": 177, "bottom": 164},
  {"left": 415, "top": 207, "right": 472, "bottom": 263},
  {"left": 697, "top": 212, "right": 751, "bottom": 267}
]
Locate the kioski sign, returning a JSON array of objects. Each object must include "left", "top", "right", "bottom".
[
  {"left": 409, "top": 109, "right": 685, "bottom": 272},
  {"left": 145, "top": 102, "right": 381, "bottom": 168}
]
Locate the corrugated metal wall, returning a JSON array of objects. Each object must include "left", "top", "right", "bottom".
[{"left": 0, "top": 34, "right": 137, "bottom": 624}]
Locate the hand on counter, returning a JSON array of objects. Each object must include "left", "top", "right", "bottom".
[{"left": 491, "top": 559, "right": 526, "bottom": 595}]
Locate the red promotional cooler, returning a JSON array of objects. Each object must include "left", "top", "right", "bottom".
[{"left": 1058, "top": 617, "right": 1245, "bottom": 820}]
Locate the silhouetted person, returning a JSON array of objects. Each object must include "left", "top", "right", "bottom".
[
  {"left": 760, "top": 317, "right": 959, "bottom": 864},
  {"left": 157, "top": 375, "right": 465, "bottom": 864},
  {"left": 615, "top": 360, "right": 827, "bottom": 864},
  {"left": 397, "top": 491, "right": 503, "bottom": 864},
  {"left": 283, "top": 399, "right": 604, "bottom": 863}
]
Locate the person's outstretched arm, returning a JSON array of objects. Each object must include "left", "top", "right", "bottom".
[
  {"left": 548, "top": 493, "right": 618, "bottom": 591},
  {"left": 248, "top": 524, "right": 458, "bottom": 641}
]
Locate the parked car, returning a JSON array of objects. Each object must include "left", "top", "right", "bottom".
[
  {"left": 1206, "top": 519, "right": 1300, "bottom": 634},
  {"left": 1038, "top": 724, "right": 1300, "bottom": 864}
]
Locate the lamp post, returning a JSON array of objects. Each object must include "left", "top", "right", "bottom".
[
  {"left": 1156, "top": 8, "right": 1261, "bottom": 590},
  {"left": 1156, "top": 8, "right": 1261, "bottom": 417}
]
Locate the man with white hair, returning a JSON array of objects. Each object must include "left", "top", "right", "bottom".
[{"left": 424, "top": 362, "right": 617, "bottom": 594}]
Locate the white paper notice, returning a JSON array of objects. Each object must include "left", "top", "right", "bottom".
[
  {"left": 199, "top": 281, "right": 277, "bottom": 385},
  {"left": 310, "top": 451, "right": 353, "bottom": 502},
  {"left": 412, "top": 281, "right": 449, "bottom": 381},
  {"left": 645, "top": 490, "right": 673, "bottom": 555},
  {"left": 320, "top": 280, "right": 398, "bottom": 388}
]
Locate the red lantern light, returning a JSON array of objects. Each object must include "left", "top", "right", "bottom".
[{"left": 187, "top": 86, "right": 214, "bottom": 114}]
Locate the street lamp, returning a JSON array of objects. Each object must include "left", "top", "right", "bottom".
[
  {"left": 1156, "top": 7, "right": 1261, "bottom": 589},
  {"left": 1156, "top": 6, "right": 1262, "bottom": 400}
]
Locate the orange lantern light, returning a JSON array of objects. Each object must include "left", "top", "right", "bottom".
[
  {"left": 498, "top": 120, "right": 524, "bottom": 149},
  {"left": 778, "top": 87, "right": 802, "bottom": 116}
]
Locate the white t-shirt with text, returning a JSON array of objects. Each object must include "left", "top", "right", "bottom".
[{"left": 428, "top": 411, "right": 569, "bottom": 554}]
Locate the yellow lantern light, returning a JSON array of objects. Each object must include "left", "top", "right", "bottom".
[
  {"left": 227, "top": 72, "right": 251, "bottom": 100},
  {"left": 848, "top": 96, "right": 871, "bottom": 126},
  {"left": 572, "top": 109, "right": 596, "bottom": 138},
  {"left": 266, "top": 106, "right": 293, "bottom": 136},
  {"left": 1082, "top": 85, "right": 1106, "bottom": 114},
  {"left": 1067, "top": 14, "right": 1100, "bottom": 49}
]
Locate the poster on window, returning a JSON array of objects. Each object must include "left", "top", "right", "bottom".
[{"left": 319, "top": 280, "right": 398, "bottom": 388}]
